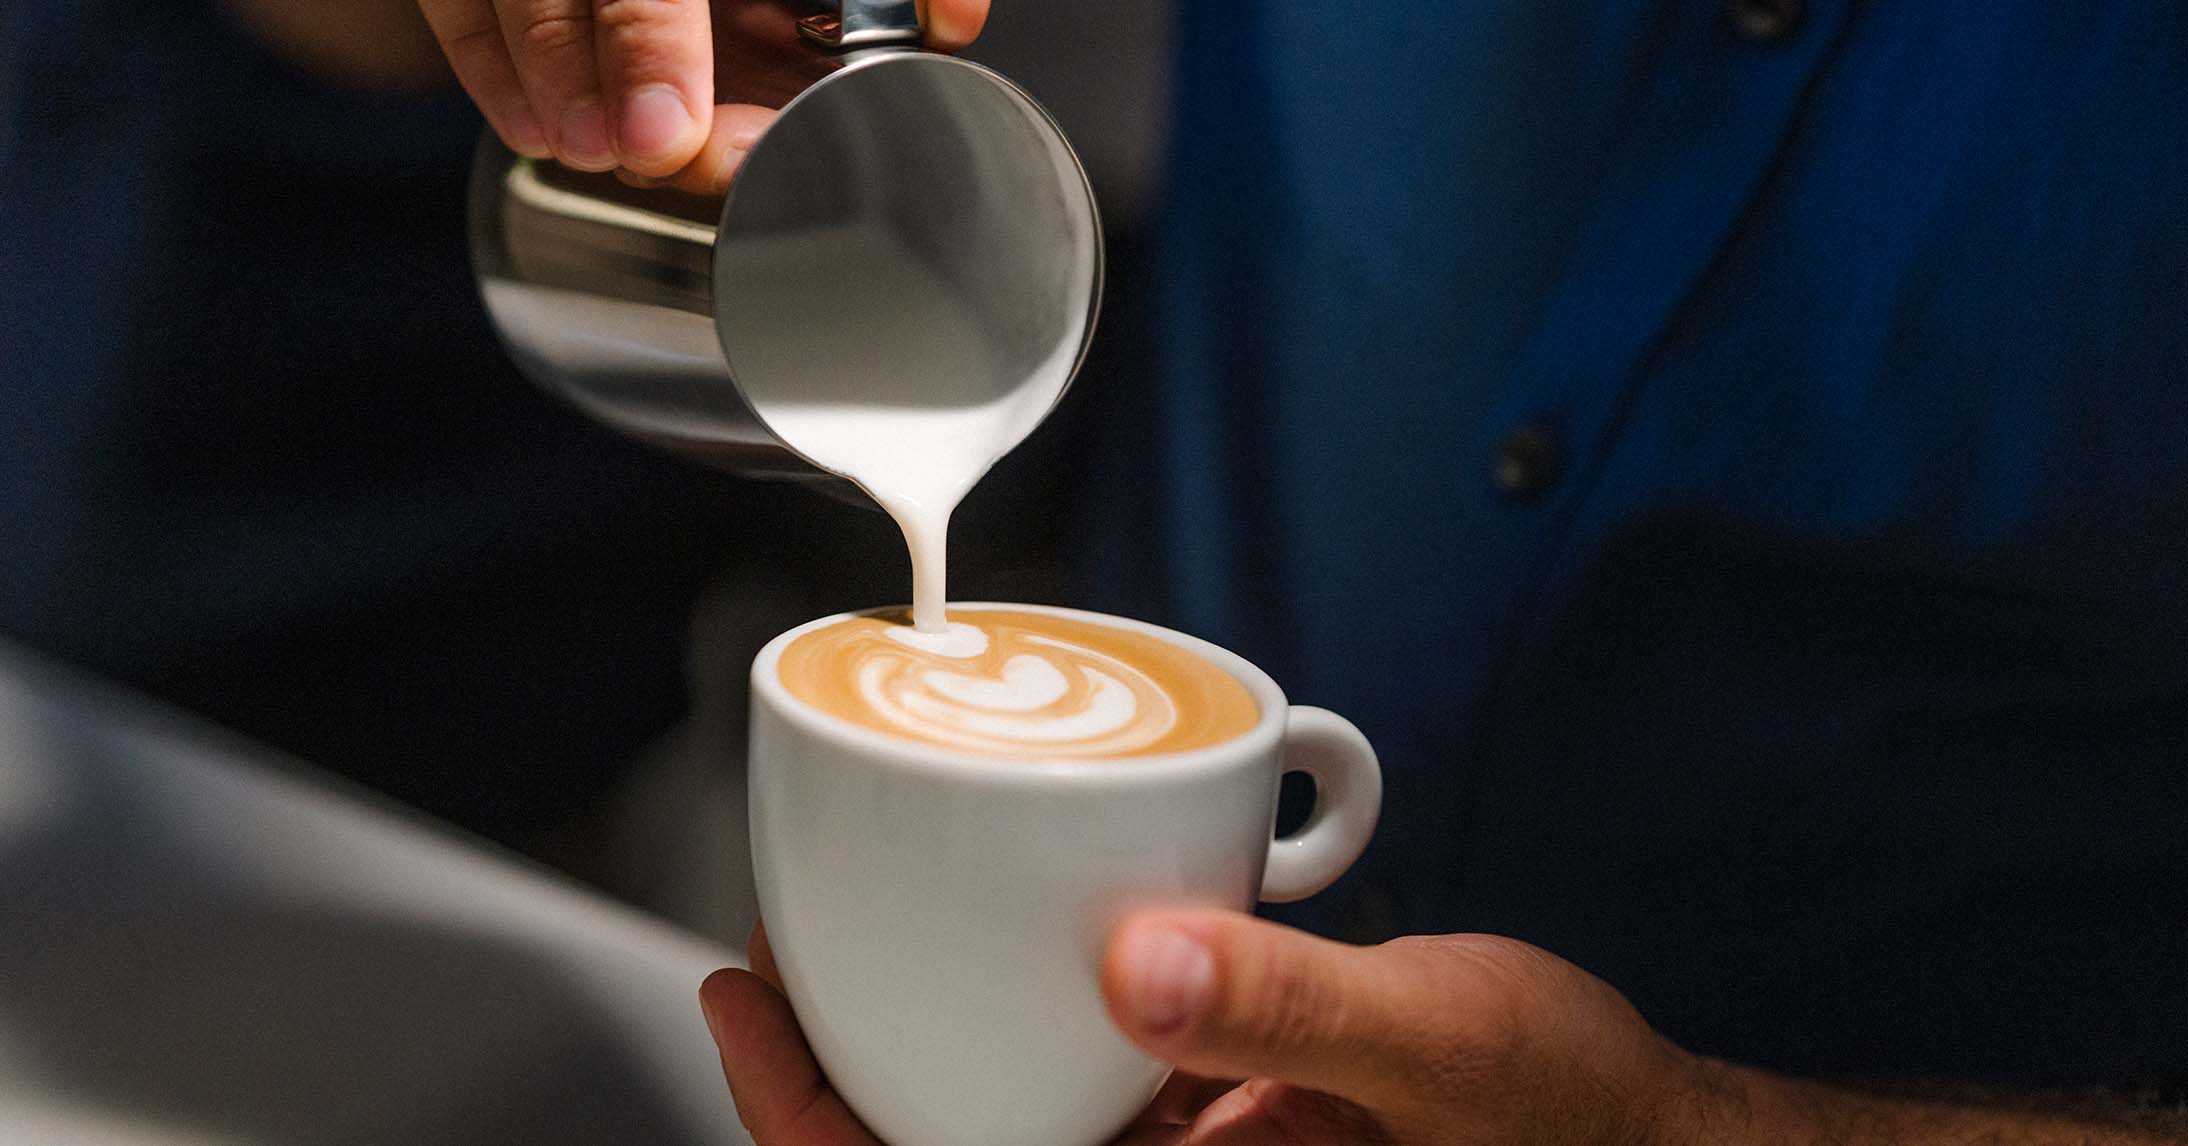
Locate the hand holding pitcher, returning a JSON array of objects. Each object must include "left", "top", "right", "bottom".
[{"left": 417, "top": 0, "right": 992, "bottom": 188}]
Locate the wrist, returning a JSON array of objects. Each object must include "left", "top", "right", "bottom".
[{"left": 1649, "top": 1054, "right": 1797, "bottom": 1146}]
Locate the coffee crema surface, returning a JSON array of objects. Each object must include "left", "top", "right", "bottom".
[{"left": 778, "top": 610, "right": 1260, "bottom": 758}]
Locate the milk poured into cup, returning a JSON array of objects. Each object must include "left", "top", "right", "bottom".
[
  {"left": 471, "top": 48, "right": 1103, "bottom": 628},
  {"left": 723, "top": 219, "right": 1096, "bottom": 633}
]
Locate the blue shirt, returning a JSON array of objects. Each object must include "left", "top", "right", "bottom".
[{"left": 1089, "top": 2, "right": 2188, "bottom": 1086}]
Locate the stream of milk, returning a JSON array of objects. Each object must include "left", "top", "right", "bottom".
[{"left": 721, "top": 220, "right": 1091, "bottom": 632}]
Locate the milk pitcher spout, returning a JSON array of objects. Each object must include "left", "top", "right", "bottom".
[{"left": 467, "top": 0, "right": 1104, "bottom": 499}]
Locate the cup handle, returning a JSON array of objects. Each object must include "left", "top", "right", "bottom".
[{"left": 1258, "top": 706, "right": 1383, "bottom": 904}]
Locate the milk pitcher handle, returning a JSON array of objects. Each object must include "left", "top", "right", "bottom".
[{"left": 1259, "top": 707, "right": 1383, "bottom": 904}]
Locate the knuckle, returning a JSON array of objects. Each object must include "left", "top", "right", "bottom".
[
  {"left": 514, "top": 11, "right": 589, "bottom": 58},
  {"left": 1377, "top": 935, "right": 1534, "bottom": 1089},
  {"left": 1416, "top": 1013, "right": 1524, "bottom": 1091},
  {"left": 593, "top": 0, "right": 701, "bottom": 83},
  {"left": 1224, "top": 936, "right": 1337, "bottom": 1058},
  {"left": 443, "top": 20, "right": 511, "bottom": 67},
  {"left": 594, "top": 0, "right": 695, "bottom": 34},
  {"left": 1391, "top": 932, "right": 1542, "bottom": 1008}
]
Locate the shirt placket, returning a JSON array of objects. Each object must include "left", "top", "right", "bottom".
[{"left": 1440, "top": 0, "right": 1860, "bottom": 883}]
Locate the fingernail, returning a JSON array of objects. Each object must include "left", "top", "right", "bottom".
[
  {"left": 619, "top": 84, "right": 695, "bottom": 163},
  {"left": 559, "top": 99, "right": 614, "bottom": 169},
  {"left": 699, "top": 970, "right": 734, "bottom": 1043},
  {"left": 505, "top": 104, "right": 551, "bottom": 158},
  {"left": 1121, "top": 926, "right": 1213, "bottom": 1035}
]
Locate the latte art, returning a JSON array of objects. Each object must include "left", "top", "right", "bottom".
[
  {"left": 870, "top": 632, "right": 1172, "bottom": 753},
  {"left": 779, "top": 610, "right": 1259, "bottom": 758}
]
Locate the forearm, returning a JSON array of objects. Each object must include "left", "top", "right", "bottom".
[
  {"left": 1684, "top": 1060, "right": 2188, "bottom": 1146},
  {"left": 219, "top": 0, "right": 449, "bottom": 88}
]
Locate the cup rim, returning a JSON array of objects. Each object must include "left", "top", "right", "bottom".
[{"left": 750, "top": 603, "right": 1288, "bottom": 781}]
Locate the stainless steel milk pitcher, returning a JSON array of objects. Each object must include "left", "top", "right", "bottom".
[{"left": 468, "top": 0, "right": 1104, "bottom": 492}]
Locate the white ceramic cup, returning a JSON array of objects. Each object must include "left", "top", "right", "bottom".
[{"left": 748, "top": 603, "right": 1382, "bottom": 1146}]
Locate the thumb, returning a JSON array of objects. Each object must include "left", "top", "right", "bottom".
[{"left": 1099, "top": 908, "right": 1445, "bottom": 1109}]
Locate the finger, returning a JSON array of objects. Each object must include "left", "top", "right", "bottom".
[
  {"left": 666, "top": 104, "right": 776, "bottom": 195},
  {"left": 700, "top": 968, "right": 880, "bottom": 1146},
  {"left": 1108, "top": 1127, "right": 1189, "bottom": 1146},
  {"left": 1182, "top": 1078, "right": 1385, "bottom": 1145},
  {"left": 747, "top": 921, "right": 783, "bottom": 992},
  {"left": 497, "top": 0, "right": 615, "bottom": 169},
  {"left": 698, "top": 968, "right": 743, "bottom": 1088},
  {"left": 1100, "top": 909, "right": 1447, "bottom": 1109},
  {"left": 419, "top": 0, "right": 550, "bottom": 156},
  {"left": 594, "top": 0, "right": 713, "bottom": 176},
  {"left": 1127, "top": 1072, "right": 1240, "bottom": 1130},
  {"left": 918, "top": 0, "right": 989, "bottom": 51}
]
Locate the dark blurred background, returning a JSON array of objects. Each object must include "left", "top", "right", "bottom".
[
  {"left": 9, "top": 3, "right": 2188, "bottom": 1130},
  {"left": 0, "top": 0, "right": 1170, "bottom": 911}
]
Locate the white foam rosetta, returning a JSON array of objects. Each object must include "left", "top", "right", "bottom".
[
  {"left": 780, "top": 611, "right": 1259, "bottom": 758},
  {"left": 861, "top": 628, "right": 1179, "bottom": 755}
]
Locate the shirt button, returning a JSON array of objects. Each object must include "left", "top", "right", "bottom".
[
  {"left": 1493, "top": 423, "right": 1563, "bottom": 502},
  {"left": 1727, "top": 0, "right": 1804, "bottom": 43}
]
